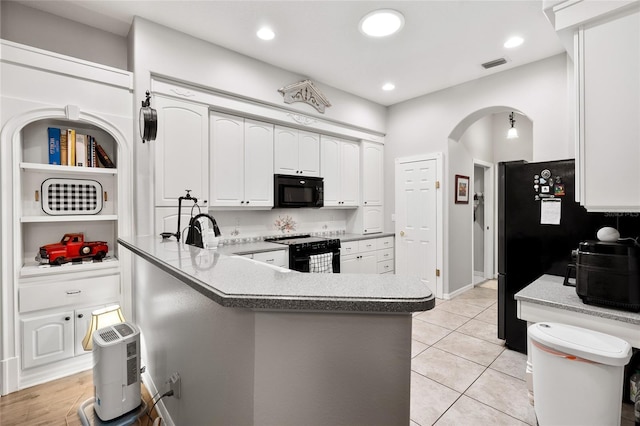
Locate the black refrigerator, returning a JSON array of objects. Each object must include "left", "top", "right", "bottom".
[{"left": 497, "top": 159, "right": 640, "bottom": 353}]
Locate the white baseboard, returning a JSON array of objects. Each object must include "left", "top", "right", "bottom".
[
  {"left": 443, "top": 282, "right": 474, "bottom": 300},
  {"left": 141, "top": 368, "right": 175, "bottom": 426},
  {"left": 1, "top": 356, "right": 19, "bottom": 396}
]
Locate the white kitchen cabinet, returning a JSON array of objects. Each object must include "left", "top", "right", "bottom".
[
  {"left": 274, "top": 126, "right": 320, "bottom": 176},
  {"left": 210, "top": 113, "right": 274, "bottom": 208},
  {"left": 154, "top": 95, "right": 209, "bottom": 207},
  {"left": 348, "top": 205, "right": 384, "bottom": 235},
  {"left": 340, "top": 236, "right": 394, "bottom": 274},
  {"left": 320, "top": 136, "right": 359, "bottom": 207},
  {"left": 576, "top": 10, "right": 640, "bottom": 211},
  {"left": 21, "top": 311, "right": 75, "bottom": 369},
  {"left": 361, "top": 141, "right": 384, "bottom": 206},
  {"left": 243, "top": 250, "right": 288, "bottom": 269}
]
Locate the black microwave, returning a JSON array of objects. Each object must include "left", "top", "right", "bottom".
[{"left": 274, "top": 174, "right": 323, "bottom": 208}]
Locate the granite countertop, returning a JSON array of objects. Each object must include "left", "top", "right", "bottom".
[
  {"left": 515, "top": 274, "right": 640, "bottom": 325},
  {"left": 118, "top": 235, "right": 433, "bottom": 313}
]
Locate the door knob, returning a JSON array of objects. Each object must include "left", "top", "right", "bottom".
[{"left": 400, "top": 231, "right": 405, "bottom": 236}]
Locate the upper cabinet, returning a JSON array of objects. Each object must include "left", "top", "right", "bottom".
[
  {"left": 361, "top": 141, "right": 384, "bottom": 206},
  {"left": 210, "top": 112, "right": 274, "bottom": 208},
  {"left": 320, "top": 136, "right": 360, "bottom": 207},
  {"left": 154, "top": 95, "right": 209, "bottom": 207},
  {"left": 545, "top": 1, "right": 640, "bottom": 211},
  {"left": 576, "top": 9, "right": 640, "bottom": 211},
  {"left": 274, "top": 126, "right": 320, "bottom": 176}
]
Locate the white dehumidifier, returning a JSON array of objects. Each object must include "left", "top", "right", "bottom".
[{"left": 92, "top": 322, "right": 142, "bottom": 421}]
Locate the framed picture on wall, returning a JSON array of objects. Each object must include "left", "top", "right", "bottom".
[{"left": 455, "top": 175, "right": 470, "bottom": 204}]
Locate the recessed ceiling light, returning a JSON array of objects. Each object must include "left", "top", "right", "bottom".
[
  {"left": 257, "top": 27, "right": 275, "bottom": 41},
  {"left": 382, "top": 83, "right": 396, "bottom": 91},
  {"left": 359, "top": 9, "right": 405, "bottom": 37},
  {"left": 504, "top": 36, "right": 524, "bottom": 48}
]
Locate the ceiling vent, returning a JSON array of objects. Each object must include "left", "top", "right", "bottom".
[{"left": 481, "top": 58, "right": 508, "bottom": 69}]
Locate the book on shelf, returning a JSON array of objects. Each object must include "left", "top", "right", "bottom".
[
  {"left": 66, "top": 129, "right": 76, "bottom": 166},
  {"left": 96, "top": 143, "right": 115, "bottom": 168},
  {"left": 75, "top": 133, "right": 87, "bottom": 167},
  {"left": 88, "top": 136, "right": 98, "bottom": 167},
  {"left": 60, "top": 132, "right": 68, "bottom": 166},
  {"left": 47, "top": 127, "right": 61, "bottom": 165}
]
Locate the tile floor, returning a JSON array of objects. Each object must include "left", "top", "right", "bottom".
[{"left": 410, "top": 280, "right": 637, "bottom": 426}]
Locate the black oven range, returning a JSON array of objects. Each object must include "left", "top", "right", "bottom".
[{"left": 265, "top": 234, "right": 340, "bottom": 273}]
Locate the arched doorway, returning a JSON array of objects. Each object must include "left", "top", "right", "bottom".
[{"left": 446, "top": 107, "right": 533, "bottom": 296}]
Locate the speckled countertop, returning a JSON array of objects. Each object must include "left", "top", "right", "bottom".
[
  {"left": 118, "top": 235, "right": 432, "bottom": 313},
  {"left": 515, "top": 274, "right": 640, "bottom": 325}
]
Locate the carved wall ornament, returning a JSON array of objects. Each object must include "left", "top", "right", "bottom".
[
  {"left": 278, "top": 79, "right": 331, "bottom": 113},
  {"left": 287, "top": 113, "right": 318, "bottom": 126},
  {"left": 170, "top": 88, "right": 195, "bottom": 98}
]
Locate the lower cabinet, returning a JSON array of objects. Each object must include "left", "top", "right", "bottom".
[
  {"left": 340, "top": 236, "right": 394, "bottom": 274},
  {"left": 241, "top": 250, "right": 288, "bottom": 269},
  {"left": 19, "top": 273, "right": 120, "bottom": 370}
]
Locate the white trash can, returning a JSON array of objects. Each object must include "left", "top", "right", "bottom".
[{"left": 528, "top": 322, "right": 632, "bottom": 426}]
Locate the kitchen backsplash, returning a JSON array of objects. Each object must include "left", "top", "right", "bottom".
[{"left": 207, "top": 208, "right": 349, "bottom": 243}]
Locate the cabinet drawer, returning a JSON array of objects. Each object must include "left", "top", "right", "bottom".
[
  {"left": 20, "top": 274, "right": 120, "bottom": 313},
  {"left": 376, "top": 236, "right": 394, "bottom": 250},
  {"left": 358, "top": 239, "right": 377, "bottom": 253},
  {"left": 251, "top": 250, "right": 287, "bottom": 268},
  {"left": 341, "top": 241, "right": 359, "bottom": 255},
  {"left": 377, "top": 248, "right": 394, "bottom": 262},
  {"left": 377, "top": 260, "right": 395, "bottom": 274}
]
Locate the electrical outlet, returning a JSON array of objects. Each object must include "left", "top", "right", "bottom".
[{"left": 169, "top": 372, "right": 181, "bottom": 399}]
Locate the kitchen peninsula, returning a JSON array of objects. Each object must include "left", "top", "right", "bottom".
[{"left": 119, "top": 235, "right": 434, "bottom": 426}]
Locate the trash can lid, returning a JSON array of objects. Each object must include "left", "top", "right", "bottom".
[{"left": 528, "top": 322, "right": 632, "bottom": 366}]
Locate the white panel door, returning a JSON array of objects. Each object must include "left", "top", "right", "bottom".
[
  {"left": 298, "top": 131, "right": 320, "bottom": 176},
  {"left": 274, "top": 126, "right": 299, "bottom": 175},
  {"left": 395, "top": 159, "right": 437, "bottom": 296},
  {"left": 320, "top": 136, "right": 341, "bottom": 206},
  {"left": 22, "top": 311, "right": 74, "bottom": 369},
  {"left": 340, "top": 141, "right": 360, "bottom": 206},
  {"left": 154, "top": 95, "right": 209, "bottom": 206},
  {"left": 210, "top": 112, "right": 244, "bottom": 206},
  {"left": 244, "top": 120, "right": 274, "bottom": 207},
  {"left": 154, "top": 207, "right": 193, "bottom": 239}
]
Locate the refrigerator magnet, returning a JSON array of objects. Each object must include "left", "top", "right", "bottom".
[{"left": 554, "top": 184, "right": 565, "bottom": 196}]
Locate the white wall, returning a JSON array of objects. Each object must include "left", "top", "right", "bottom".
[
  {"left": 493, "top": 112, "right": 534, "bottom": 163},
  {"left": 0, "top": 1, "right": 128, "bottom": 70},
  {"left": 129, "top": 18, "right": 387, "bottom": 236},
  {"left": 386, "top": 53, "right": 570, "bottom": 294}
]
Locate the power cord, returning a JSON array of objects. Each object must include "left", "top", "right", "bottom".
[{"left": 146, "top": 390, "right": 173, "bottom": 426}]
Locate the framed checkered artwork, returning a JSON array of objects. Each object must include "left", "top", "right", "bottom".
[{"left": 41, "top": 178, "right": 103, "bottom": 215}]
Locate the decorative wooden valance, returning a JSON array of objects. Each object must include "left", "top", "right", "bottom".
[{"left": 278, "top": 79, "right": 331, "bottom": 113}]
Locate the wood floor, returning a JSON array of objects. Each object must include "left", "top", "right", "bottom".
[{"left": 0, "top": 370, "right": 159, "bottom": 426}]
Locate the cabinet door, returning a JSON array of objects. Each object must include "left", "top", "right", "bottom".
[
  {"left": 340, "top": 141, "right": 360, "bottom": 206},
  {"left": 154, "top": 96, "right": 209, "bottom": 206},
  {"left": 360, "top": 252, "right": 378, "bottom": 274},
  {"left": 579, "top": 11, "right": 640, "bottom": 211},
  {"left": 210, "top": 112, "right": 244, "bottom": 207},
  {"left": 274, "top": 126, "right": 299, "bottom": 175},
  {"left": 298, "top": 131, "right": 320, "bottom": 177},
  {"left": 244, "top": 120, "right": 274, "bottom": 207},
  {"left": 362, "top": 206, "right": 383, "bottom": 234},
  {"left": 22, "top": 311, "right": 74, "bottom": 369},
  {"left": 320, "top": 136, "right": 341, "bottom": 207},
  {"left": 361, "top": 142, "right": 383, "bottom": 205},
  {"left": 340, "top": 253, "right": 361, "bottom": 274},
  {"left": 154, "top": 207, "right": 193, "bottom": 238}
]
